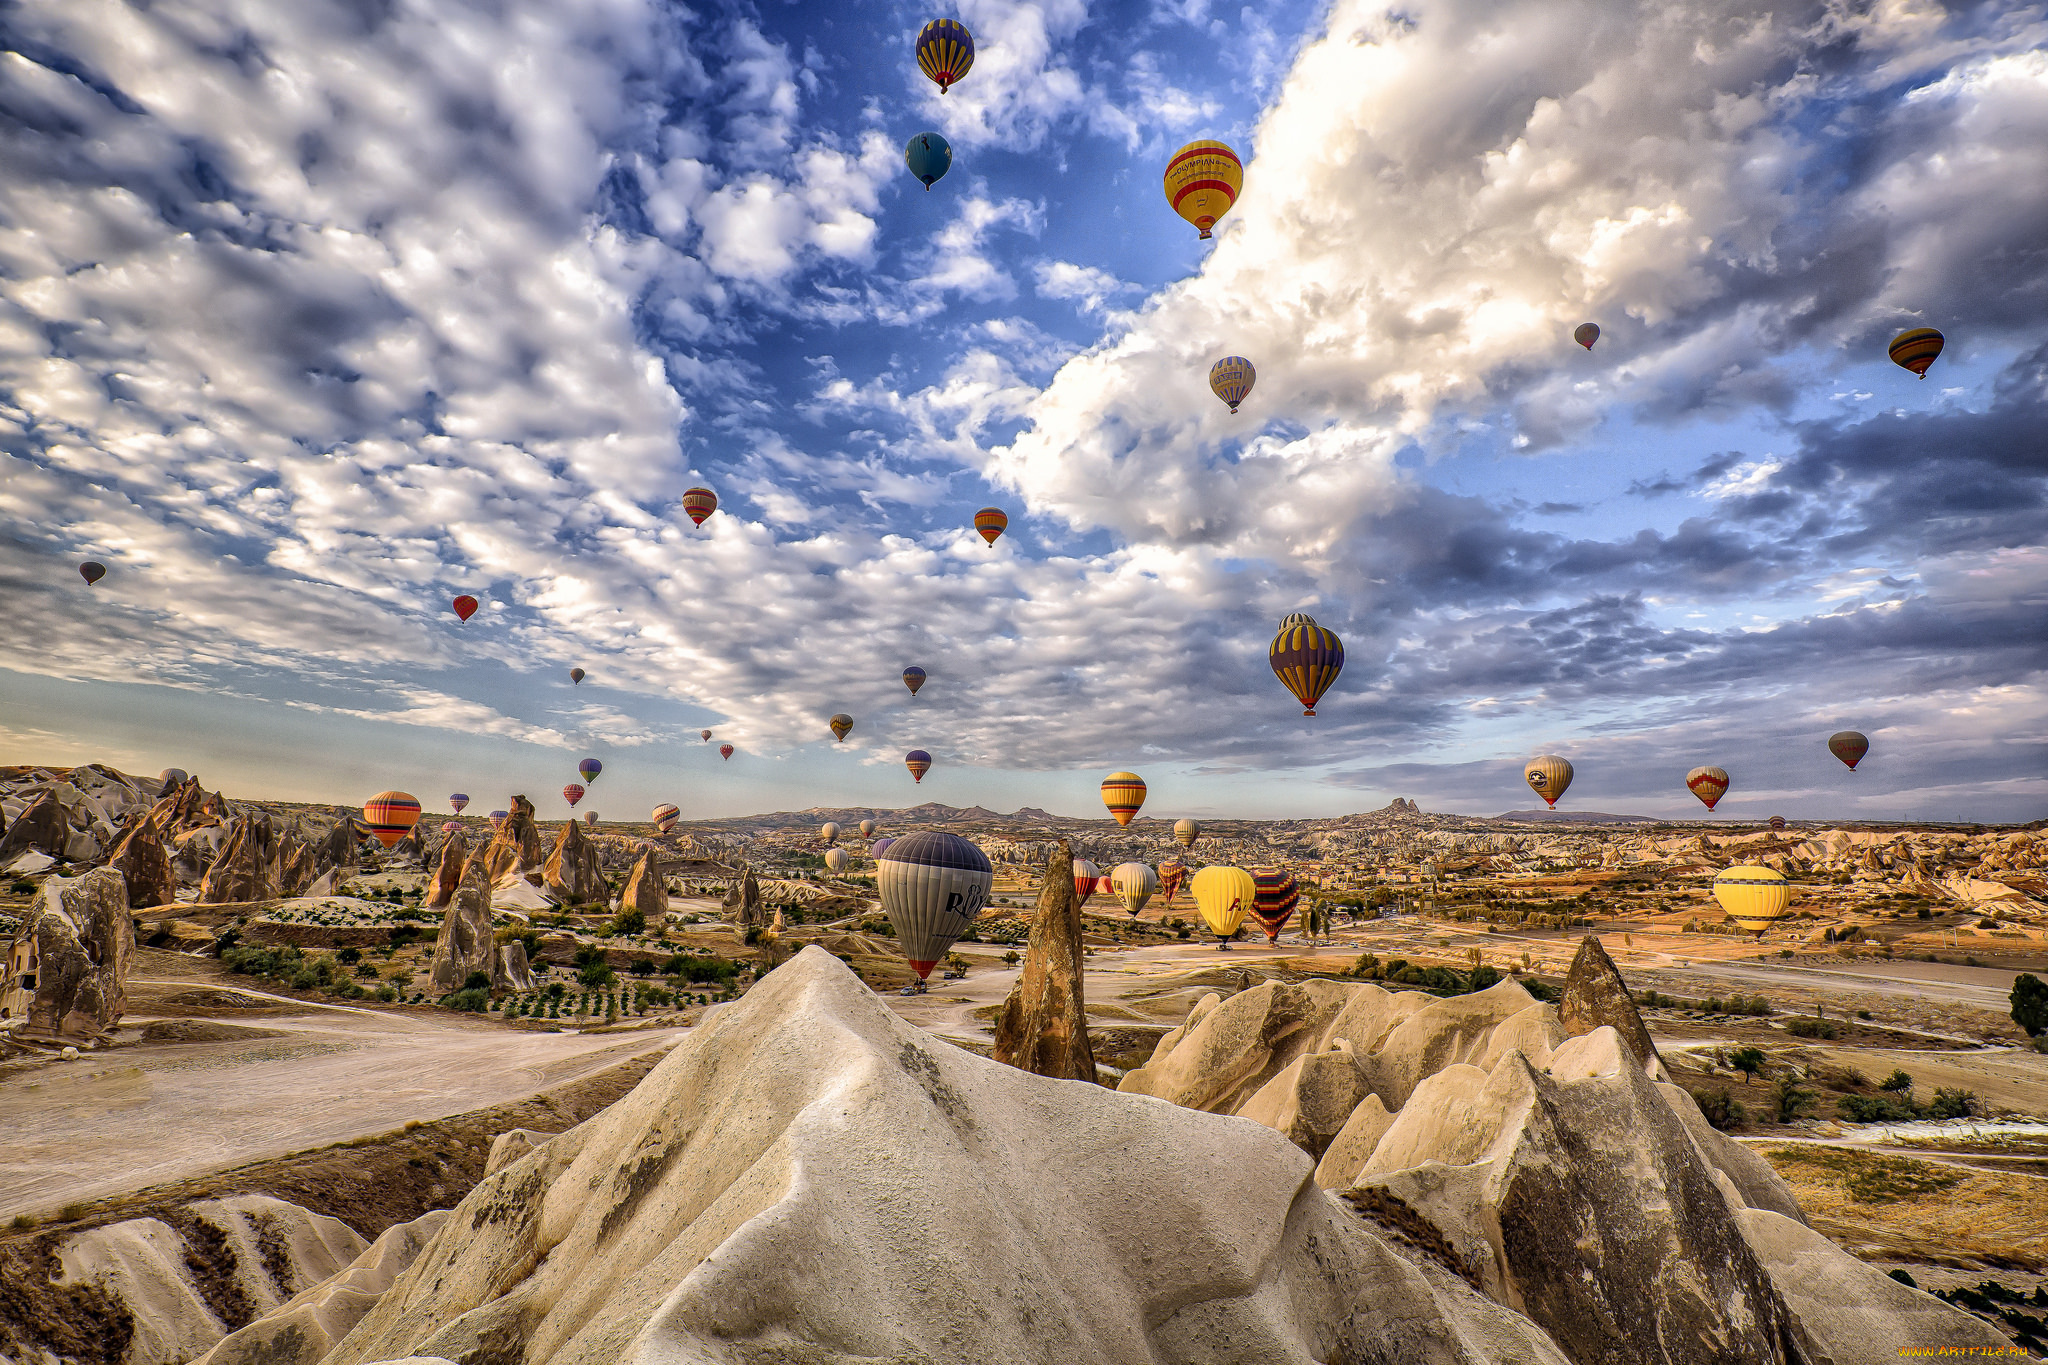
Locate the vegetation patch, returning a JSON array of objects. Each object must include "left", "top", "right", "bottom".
[{"left": 1764, "top": 1146, "right": 1964, "bottom": 1204}]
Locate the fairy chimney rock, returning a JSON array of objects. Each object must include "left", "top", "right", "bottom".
[
  {"left": 1559, "top": 934, "right": 1660, "bottom": 1072},
  {"left": 992, "top": 840, "right": 1100, "bottom": 1083}
]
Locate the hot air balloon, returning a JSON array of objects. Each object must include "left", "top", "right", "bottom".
[
  {"left": 1164, "top": 139, "right": 1241, "bottom": 240},
  {"left": 830, "top": 713, "right": 854, "bottom": 742},
  {"left": 652, "top": 803, "right": 680, "bottom": 833},
  {"left": 1192, "top": 865, "right": 1255, "bottom": 947},
  {"left": 719, "top": 744, "right": 734, "bottom": 761},
  {"left": 1686, "top": 766, "right": 1730, "bottom": 812},
  {"left": 682, "top": 486, "right": 719, "bottom": 525},
  {"left": 905, "top": 750, "right": 932, "bottom": 783},
  {"left": 701, "top": 730, "right": 713, "bottom": 742},
  {"left": 1712, "top": 865, "right": 1793, "bottom": 937},
  {"left": 870, "top": 837, "right": 896, "bottom": 858},
  {"left": 859, "top": 818, "right": 877, "bottom": 838},
  {"left": 362, "top": 792, "right": 422, "bottom": 849},
  {"left": 1828, "top": 731, "right": 1869, "bottom": 771},
  {"left": 1209, "top": 356, "right": 1255, "bottom": 413},
  {"left": 877, "top": 830, "right": 991, "bottom": 980},
  {"left": 1158, "top": 859, "right": 1187, "bottom": 906},
  {"left": 570, "top": 668, "right": 586, "bottom": 685},
  {"left": 449, "top": 793, "right": 470, "bottom": 814},
  {"left": 1271, "top": 619, "right": 1344, "bottom": 716},
  {"left": 1071, "top": 858, "right": 1101, "bottom": 907},
  {"left": 915, "top": 18, "right": 974, "bottom": 94},
  {"left": 820, "top": 821, "right": 841, "bottom": 843},
  {"left": 905, "top": 131, "right": 951, "bottom": 190},
  {"left": 78, "top": 561, "right": 106, "bottom": 586},
  {"left": 488, "top": 810, "right": 508, "bottom": 829},
  {"left": 1101, "top": 771, "right": 1147, "bottom": 826},
  {"left": 825, "top": 846, "right": 849, "bottom": 874},
  {"left": 584, "top": 811, "right": 598, "bottom": 828},
  {"left": 578, "top": 758, "right": 602, "bottom": 784},
  {"left": 974, "top": 507, "right": 1008, "bottom": 546},
  {"left": 1888, "top": 327, "right": 1943, "bottom": 378},
  {"left": 903, "top": 666, "right": 927, "bottom": 696},
  {"left": 441, "top": 820, "right": 462, "bottom": 835},
  {"left": 1249, "top": 867, "right": 1299, "bottom": 943},
  {"left": 563, "top": 783, "right": 585, "bottom": 808},
  {"left": 1768, "top": 815, "right": 1786, "bottom": 832},
  {"left": 158, "top": 767, "right": 188, "bottom": 791},
  {"left": 1574, "top": 323, "right": 1600, "bottom": 350},
  {"left": 1524, "top": 755, "right": 1574, "bottom": 809},
  {"left": 1173, "top": 818, "right": 1199, "bottom": 849},
  {"left": 1110, "top": 862, "right": 1158, "bottom": 917},
  {"left": 451, "top": 595, "right": 478, "bottom": 621}
]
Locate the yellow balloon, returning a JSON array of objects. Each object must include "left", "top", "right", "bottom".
[
  {"left": 1523, "top": 754, "right": 1574, "bottom": 808},
  {"left": 1163, "top": 140, "right": 1241, "bottom": 239},
  {"left": 1191, "top": 864, "right": 1255, "bottom": 944},
  {"left": 1712, "top": 865, "right": 1793, "bottom": 936}
]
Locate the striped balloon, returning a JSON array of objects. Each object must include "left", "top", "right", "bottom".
[
  {"left": 1071, "top": 858, "right": 1101, "bottom": 906},
  {"left": 825, "top": 847, "right": 849, "bottom": 874},
  {"left": 1713, "top": 864, "right": 1792, "bottom": 936},
  {"left": 1249, "top": 867, "right": 1299, "bottom": 942},
  {"left": 915, "top": 18, "right": 974, "bottom": 94},
  {"left": 1163, "top": 140, "right": 1241, "bottom": 239},
  {"left": 903, "top": 666, "right": 927, "bottom": 696},
  {"left": 701, "top": 730, "right": 712, "bottom": 742},
  {"left": 1100, "top": 771, "right": 1147, "bottom": 826},
  {"left": 1110, "top": 862, "right": 1158, "bottom": 916},
  {"left": 584, "top": 811, "right": 598, "bottom": 828},
  {"left": 1768, "top": 815, "right": 1786, "bottom": 832},
  {"left": 441, "top": 821, "right": 462, "bottom": 835},
  {"left": 1523, "top": 755, "right": 1573, "bottom": 808},
  {"left": 1278, "top": 611, "right": 1316, "bottom": 632},
  {"left": 362, "top": 791, "right": 422, "bottom": 849},
  {"left": 859, "top": 819, "right": 877, "bottom": 837},
  {"left": 1158, "top": 859, "right": 1187, "bottom": 906},
  {"left": 651, "top": 802, "right": 680, "bottom": 833},
  {"left": 1887, "top": 327, "right": 1943, "bottom": 378},
  {"left": 1270, "top": 621, "right": 1344, "bottom": 716},
  {"left": 448, "top": 793, "right": 469, "bottom": 814},
  {"left": 1208, "top": 356, "right": 1255, "bottom": 413},
  {"left": 451, "top": 595, "right": 478, "bottom": 621},
  {"left": 830, "top": 713, "right": 854, "bottom": 742},
  {"left": 488, "top": 810, "right": 508, "bottom": 829},
  {"left": 1173, "top": 818, "right": 1199, "bottom": 848},
  {"left": 1686, "top": 765, "right": 1729, "bottom": 811},
  {"left": 682, "top": 486, "right": 719, "bottom": 526},
  {"left": 820, "top": 822, "right": 841, "bottom": 843},
  {"left": 870, "top": 837, "right": 896, "bottom": 858},
  {"left": 905, "top": 749, "right": 932, "bottom": 783},
  {"left": 974, "top": 507, "right": 1008, "bottom": 546},
  {"left": 877, "top": 830, "right": 991, "bottom": 978},
  {"left": 562, "top": 783, "right": 585, "bottom": 808},
  {"left": 578, "top": 757, "right": 601, "bottom": 784}
]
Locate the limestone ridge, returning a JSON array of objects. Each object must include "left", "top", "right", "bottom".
[
  {"left": 1558, "top": 933, "right": 1663, "bottom": 1075},
  {"left": 321, "top": 947, "right": 1569, "bottom": 1365},
  {"left": 992, "top": 839, "right": 1099, "bottom": 1083}
]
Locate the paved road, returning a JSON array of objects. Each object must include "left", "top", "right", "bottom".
[{"left": 0, "top": 984, "right": 683, "bottom": 1220}]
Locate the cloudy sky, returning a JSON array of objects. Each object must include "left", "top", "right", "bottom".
[{"left": 2, "top": 0, "right": 2045, "bottom": 825}]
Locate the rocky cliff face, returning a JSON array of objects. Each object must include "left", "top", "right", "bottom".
[
  {"left": 320, "top": 948, "right": 1568, "bottom": 1365},
  {"left": 542, "top": 819, "right": 606, "bottom": 906},
  {"left": 478, "top": 796, "right": 543, "bottom": 884},
  {"left": 992, "top": 841, "right": 1097, "bottom": 1082},
  {"left": 13, "top": 868, "right": 134, "bottom": 1041},
  {"left": 105, "top": 813, "right": 177, "bottom": 910},
  {"left": 198, "top": 816, "right": 275, "bottom": 903}
]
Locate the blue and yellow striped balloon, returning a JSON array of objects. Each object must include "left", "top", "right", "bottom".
[
  {"left": 915, "top": 19, "right": 974, "bottom": 94},
  {"left": 1887, "top": 327, "right": 1943, "bottom": 378},
  {"left": 1269, "top": 621, "right": 1343, "bottom": 716},
  {"left": 1209, "top": 356, "right": 1255, "bottom": 412}
]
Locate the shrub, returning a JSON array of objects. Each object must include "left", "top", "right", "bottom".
[
  {"left": 1771, "top": 1074, "right": 1813, "bottom": 1123},
  {"left": 1692, "top": 1089, "right": 1746, "bottom": 1131},
  {"left": 1785, "top": 1016, "right": 1839, "bottom": 1040},
  {"left": 630, "top": 958, "right": 655, "bottom": 976},
  {"left": 1353, "top": 953, "right": 1381, "bottom": 979},
  {"left": 1880, "top": 1068, "right": 1914, "bottom": 1093},
  {"left": 1926, "top": 1087, "right": 1975, "bottom": 1120},
  {"left": 337, "top": 946, "right": 362, "bottom": 965},
  {"left": 612, "top": 908, "right": 647, "bottom": 936},
  {"left": 1838, "top": 1094, "right": 1918, "bottom": 1123},
  {"left": 443, "top": 986, "right": 489, "bottom": 1013},
  {"left": 389, "top": 925, "right": 421, "bottom": 947},
  {"left": 1889, "top": 1269, "right": 1917, "bottom": 1288},
  {"left": 2012, "top": 974, "right": 2048, "bottom": 1038},
  {"left": 1729, "top": 1047, "right": 1766, "bottom": 1082},
  {"left": 375, "top": 985, "right": 398, "bottom": 1002},
  {"left": 8, "top": 1214, "right": 34, "bottom": 1230},
  {"left": 1002, "top": 950, "right": 1021, "bottom": 966}
]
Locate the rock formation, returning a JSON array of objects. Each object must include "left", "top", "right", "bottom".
[
  {"left": 723, "top": 863, "right": 764, "bottom": 936},
  {"left": 319, "top": 948, "right": 1570, "bottom": 1365},
  {"left": 315, "top": 815, "right": 361, "bottom": 876},
  {"left": 198, "top": 815, "right": 275, "bottom": 903},
  {"left": 10, "top": 868, "right": 134, "bottom": 1041},
  {"left": 492, "top": 937, "right": 535, "bottom": 994},
  {"left": 992, "top": 840, "right": 1098, "bottom": 1082},
  {"left": 484, "top": 1129, "right": 549, "bottom": 1176},
  {"left": 185, "top": 1210, "right": 447, "bottom": 1365},
  {"left": 274, "top": 828, "right": 319, "bottom": 897},
  {"left": 542, "top": 817, "right": 607, "bottom": 906},
  {"left": 0, "top": 790, "right": 70, "bottom": 862},
  {"left": 616, "top": 847, "right": 668, "bottom": 920},
  {"left": 105, "top": 812, "right": 178, "bottom": 910},
  {"left": 478, "top": 796, "right": 543, "bottom": 884},
  {"left": 428, "top": 855, "right": 496, "bottom": 995},
  {"left": 425, "top": 835, "right": 468, "bottom": 910},
  {"left": 1558, "top": 934, "right": 1662, "bottom": 1073}
]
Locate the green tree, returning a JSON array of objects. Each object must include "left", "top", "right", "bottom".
[
  {"left": 1880, "top": 1068, "right": 1914, "bottom": 1094},
  {"left": 1729, "top": 1047, "right": 1766, "bottom": 1083},
  {"left": 1771, "top": 1073, "right": 1813, "bottom": 1124},
  {"left": 2012, "top": 973, "right": 2048, "bottom": 1038}
]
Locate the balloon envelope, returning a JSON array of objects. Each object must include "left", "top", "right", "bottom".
[
  {"left": 825, "top": 847, "right": 849, "bottom": 873},
  {"left": 905, "top": 750, "right": 932, "bottom": 783},
  {"left": 1686, "top": 766, "right": 1730, "bottom": 811},
  {"left": 915, "top": 18, "right": 974, "bottom": 93},
  {"left": 1101, "top": 771, "right": 1147, "bottom": 826},
  {"left": 878, "top": 831, "right": 991, "bottom": 978},
  {"left": 1574, "top": 322, "right": 1600, "bottom": 350},
  {"left": 974, "top": 507, "right": 1008, "bottom": 546},
  {"left": 1888, "top": 327, "right": 1943, "bottom": 377},
  {"left": 820, "top": 822, "right": 841, "bottom": 843},
  {"left": 701, "top": 730, "right": 713, "bottom": 742},
  {"left": 1209, "top": 356, "right": 1255, "bottom": 412},
  {"left": 1249, "top": 868, "right": 1299, "bottom": 941},
  {"left": 1768, "top": 815, "right": 1786, "bottom": 832},
  {"left": 1524, "top": 755, "right": 1574, "bottom": 808},
  {"left": 1158, "top": 860, "right": 1187, "bottom": 905},
  {"left": 1111, "top": 862, "right": 1158, "bottom": 916},
  {"left": 563, "top": 783, "right": 585, "bottom": 808},
  {"left": 441, "top": 821, "right": 462, "bottom": 835},
  {"left": 830, "top": 713, "right": 854, "bottom": 742},
  {"left": 570, "top": 668, "right": 586, "bottom": 685},
  {"left": 904, "top": 131, "right": 951, "bottom": 189},
  {"left": 1270, "top": 620, "right": 1344, "bottom": 716},
  {"left": 578, "top": 758, "right": 602, "bottom": 783},
  {"left": 362, "top": 791, "right": 422, "bottom": 849},
  {"left": 584, "top": 812, "right": 598, "bottom": 828},
  {"left": 870, "top": 837, "right": 896, "bottom": 858},
  {"left": 449, "top": 793, "right": 470, "bottom": 814},
  {"left": 1713, "top": 864, "right": 1792, "bottom": 935},
  {"left": 451, "top": 595, "right": 478, "bottom": 621},
  {"left": 1071, "top": 858, "right": 1101, "bottom": 905},
  {"left": 682, "top": 486, "right": 718, "bottom": 525},
  {"left": 488, "top": 810, "right": 508, "bottom": 828},
  {"left": 652, "top": 802, "right": 680, "bottom": 832},
  {"left": 859, "top": 818, "right": 877, "bottom": 838},
  {"left": 1828, "top": 731, "right": 1869, "bottom": 771},
  {"left": 719, "top": 744, "right": 734, "bottom": 761},
  {"left": 158, "top": 768, "right": 188, "bottom": 792},
  {"left": 903, "top": 666, "right": 927, "bottom": 696},
  {"left": 1164, "top": 139, "right": 1241, "bottom": 239},
  {"left": 78, "top": 561, "right": 107, "bottom": 585},
  {"left": 1173, "top": 818, "right": 1199, "bottom": 848},
  {"left": 1192, "top": 865, "right": 1254, "bottom": 942}
]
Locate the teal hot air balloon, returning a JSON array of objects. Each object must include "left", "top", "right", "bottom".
[
  {"left": 578, "top": 757, "right": 602, "bottom": 784},
  {"left": 905, "top": 131, "right": 951, "bottom": 190}
]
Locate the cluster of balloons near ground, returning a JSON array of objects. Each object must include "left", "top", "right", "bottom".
[{"left": 1520, "top": 731, "right": 1870, "bottom": 813}]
